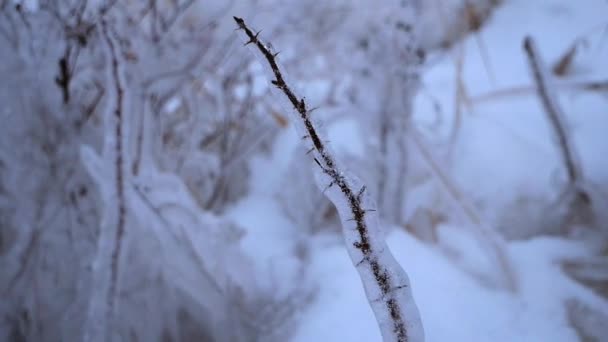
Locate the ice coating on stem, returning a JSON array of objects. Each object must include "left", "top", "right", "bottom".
[
  {"left": 523, "top": 37, "right": 582, "bottom": 185},
  {"left": 233, "top": 16, "right": 425, "bottom": 342},
  {"left": 83, "top": 17, "right": 130, "bottom": 342}
]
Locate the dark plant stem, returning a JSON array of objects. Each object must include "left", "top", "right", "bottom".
[{"left": 100, "top": 17, "right": 127, "bottom": 326}]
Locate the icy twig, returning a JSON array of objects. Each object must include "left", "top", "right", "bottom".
[
  {"left": 84, "top": 17, "right": 128, "bottom": 342},
  {"left": 233, "top": 17, "right": 424, "bottom": 342},
  {"left": 524, "top": 36, "right": 595, "bottom": 228},
  {"left": 101, "top": 17, "right": 128, "bottom": 327},
  {"left": 523, "top": 36, "right": 582, "bottom": 186},
  {"left": 469, "top": 79, "right": 608, "bottom": 104}
]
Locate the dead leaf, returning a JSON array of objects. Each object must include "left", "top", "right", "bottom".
[{"left": 270, "top": 110, "right": 289, "bottom": 128}]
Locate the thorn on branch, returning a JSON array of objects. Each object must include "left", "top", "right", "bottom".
[
  {"left": 307, "top": 106, "right": 320, "bottom": 115},
  {"left": 298, "top": 98, "right": 306, "bottom": 112},
  {"left": 357, "top": 186, "right": 367, "bottom": 202},
  {"left": 244, "top": 30, "right": 261, "bottom": 46},
  {"left": 347, "top": 208, "right": 373, "bottom": 221},
  {"left": 313, "top": 157, "right": 332, "bottom": 175},
  {"left": 271, "top": 79, "right": 283, "bottom": 89},
  {"left": 322, "top": 181, "right": 335, "bottom": 194},
  {"left": 356, "top": 255, "right": 370, "bottom": 267},
  {"left": 353, "top": 241, "right": 371, "bottom": 254},
  {"left": 372, "top": 285, "right": 409, "bottom": 303}
]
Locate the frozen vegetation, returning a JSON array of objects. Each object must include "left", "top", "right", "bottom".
[{"left": 0, "top": 0, "right": 607, "bottom": 341}]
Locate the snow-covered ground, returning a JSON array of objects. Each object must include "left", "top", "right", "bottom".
[{"left": 228, "top": 0, "right": 608, "bottom": 340}]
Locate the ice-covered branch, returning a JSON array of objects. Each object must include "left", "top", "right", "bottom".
[
  {"left": 523, "top": 36, "right": 596, "bottom": 229},
  {"left": 523, "top": 36, "right": 581, "bottom": 185},
  {"left": 233, "top": 17, "right": 424, "bottom": 342},
  {"left": 84, "top": 17, "right": 128, "bottom": 342},
  {"left": 103, "top": 17, "right": 128, "bottom": 330}
]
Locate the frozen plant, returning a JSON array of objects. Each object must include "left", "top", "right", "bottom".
[
  {"left": 524, "top": 36, "right": 597, "bottom": 233},
  {"left": 0, "top": 1, "right": 308, "bottom": 341},
  {"left": 234, "top": 16, "right": 425, "bottom": 342}
]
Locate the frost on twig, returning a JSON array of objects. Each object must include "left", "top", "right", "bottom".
[
  {"left": 523, "top": 36, "right": 595, "bottom": 229},
  {"left": 233, "top": 17, "right": 424, "bottom": 342},
  {"left": 83, "top": 17, "right": 128, "bottom": 342},
  {"left": 523, "top": 37, "right": 582, "bottom": 187}
]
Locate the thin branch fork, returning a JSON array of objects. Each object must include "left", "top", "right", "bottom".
[{"left": 234, "top": 16, "right": 422, "bottom": 342}]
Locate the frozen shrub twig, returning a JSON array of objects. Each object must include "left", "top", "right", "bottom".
[
  {"left": 233, "top": 17, "right": 424, "bottom": 342},
  {"left": 524, "top": 36, "right": 594, "bottom": 229},
  {"left": 101, "top": 17, "right": 128, "bottom": 329},
  {"left": 84, "top": 17, "right": 128, "bottom": 342},
  {"left": 523, "top": 36, "right": 582, "bottom": 186}
]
